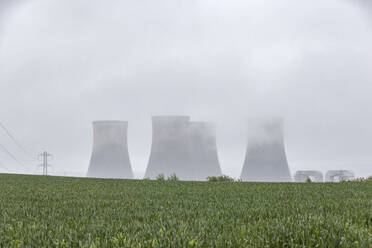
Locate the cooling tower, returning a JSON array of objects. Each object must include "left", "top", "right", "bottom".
[
  {"left": 240, "top": 118, "right": 292, "bottom": 182},
  {"left": 294, "top": 170, "right": 323, "bottom": 182},
  {"left": 145, "top": 116, "right": 191, "bottom": 179},
  {"left": 188, "top": 122, "right": 222, "bottom": 181},
  {"left": 87, "top": 121, "right": 134, "bottom": 179},
  {"left": 325, "top": 170, "right": 354, "bottom": 182}
]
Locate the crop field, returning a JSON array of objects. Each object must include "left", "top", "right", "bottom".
[{"left": 0, "top": 174, "right": 371, "bottom": 247}]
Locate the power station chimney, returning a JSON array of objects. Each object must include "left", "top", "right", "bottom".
[
  {"left": 240, "top": 118, "right": 292, "bottom": 182},
  {"left": 145, "top": 116, "right": 191, "bottom": 179},
  {"left": 87, "top": 121, "right": 134, "bottom": 179},
  {"left": 189, "top": 122, "right": 222, "bottom": 181}
]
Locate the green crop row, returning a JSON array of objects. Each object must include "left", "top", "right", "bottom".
[{"left": 0, "top": 174, "right": 371, "bottom": 247}]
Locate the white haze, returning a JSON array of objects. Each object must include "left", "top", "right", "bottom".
[{"left": 0, "top": 0, "right": 371, "bottom": 178}]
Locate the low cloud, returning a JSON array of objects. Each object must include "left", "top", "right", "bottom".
[{"left": 0, "top": 0, "right": 371, "bottom": 178}]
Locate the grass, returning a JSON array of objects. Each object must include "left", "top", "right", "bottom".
[{"left": 0, "top": 174, "right": 371, "bottom": 247}]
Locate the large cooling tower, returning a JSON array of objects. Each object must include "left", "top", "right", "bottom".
[
  {"left": 188, "top": 122, "right": 222, "bottom": 181},
  {"left": 294, "top": 170, "right": 323, "bottom": 182},
  {"left": 240, "top": 118, "right": 292, "bottom": 182},
  {"left": 87, "top": 121, "right": 134, "bottom": 179},
  {"left": 325, "top": 170, "right": 354, "bottom": 182},
  {"left": 145, "top": 116, "right": 191, "bottom": 179}
]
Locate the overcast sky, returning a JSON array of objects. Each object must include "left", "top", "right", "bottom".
[{"left": 0, "top": 0, "right": 371, "bottom": 178}]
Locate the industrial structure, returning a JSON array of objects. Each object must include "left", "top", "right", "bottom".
[
  {"left": 240, "top": 118, "right": 292, "bottom": 182},
  {"left": 38, "top": 151, "right": 52, "bottom": 176},
  {"left": 145, "top": 116, "right": 191, "bottom": 179},
  {"left": 325, "top": 170, "right": 354, "bottom": 182},
  {"left": 87, "top": 121, "right": 134, "bottom": 179},
  {"left": 84, "top": 117, "right": 358, "bottom": 183},
  {"left": 188, "top": 122, "right": 222, "bottom": 180},
  {"left": 294, "top": 170, "right": 323, "bottom": 182}
]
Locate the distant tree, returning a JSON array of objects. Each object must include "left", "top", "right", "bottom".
[
  {"left": 206, "top": 176, "right": 218, "bottom": 182},
  {"left": 143, "top": 177, "right": 151, "bottom": 181},
  {"left": 306, "top": 177, "right": 312, "bottom": 183},
  {"left": 167, "top": 173, "right": 179, "bottom": 181},
  {"left": 156, "top": 174, "right": 165, "bottom": 181},
  {"left": 207, "top": 175, "right": 234, "bottom": 182},
  {"left": 351, "top": 176, "right": 372, "bottom": 182}
]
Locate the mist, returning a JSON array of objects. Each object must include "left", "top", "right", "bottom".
[{"left": 0, "top": 0, "right": 371, "bottom": 178}]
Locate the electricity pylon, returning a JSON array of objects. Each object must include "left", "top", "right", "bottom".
[{"left": 38, "top": 151, "right": 52, "bottom": 175}]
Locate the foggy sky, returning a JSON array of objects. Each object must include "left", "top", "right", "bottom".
[{"left": 0, "top": 0, "right": 371, "bottom": 178}]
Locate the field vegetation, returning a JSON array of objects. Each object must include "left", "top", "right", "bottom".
[
  {"left": 206, "top": 175, "right": 235, "bottom": 182},
  {"left": 0, "top": 174, "right": 371, "bottom": 247}
]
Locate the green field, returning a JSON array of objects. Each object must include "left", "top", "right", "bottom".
[{"left": 0, "top": 174, "right": 371, "bottom": 247}]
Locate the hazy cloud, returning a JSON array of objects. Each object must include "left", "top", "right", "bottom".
[{"left": 0, "top": 0, "right": 371, "bottom": 178}]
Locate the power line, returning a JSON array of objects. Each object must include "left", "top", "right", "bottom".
[
  {"left": 0, "top": 159, "right": 10, "bottom": 172},
  {"left": 0, "top": 142, "right": 29, "bottom": 171},
  {"left": 0, "top": 122, "right": 36, "bottom": 160}
]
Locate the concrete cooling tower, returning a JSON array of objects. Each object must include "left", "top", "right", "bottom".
[
  {"left": 87, "top": 121, "right": 134, "bottom": 179},
  {"left": 188, "top": 122, "right": 222, "bottom": 180},
  {"left": 325, "top": 170, "right": 354, "bottom": 182},
  {"left": 145, "top": 116, "right": 191, "bottom": 179},
  {"left": 240, "top": 118, "right": 292, "bottom": 182},
  {"left": 294, "top": 170, "right": 323, "bottom": 182}
]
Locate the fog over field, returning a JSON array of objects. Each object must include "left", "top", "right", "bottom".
[{"left": 0, "top": 0, "right": 371, "bottom": 178}]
